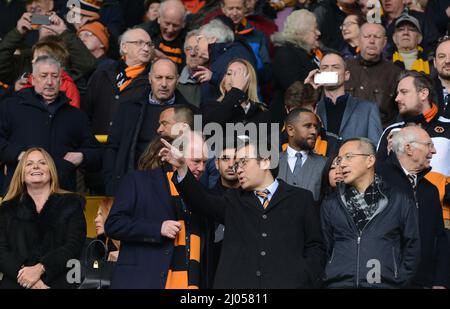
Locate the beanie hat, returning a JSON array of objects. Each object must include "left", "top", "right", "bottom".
[
  {"left": 79, "top": 0, "right": 103, "bottom": 20},
  {"left": 78, "top": 21, "right": 110, "bottom": 51}
]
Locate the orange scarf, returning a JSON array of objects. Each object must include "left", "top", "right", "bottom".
[
  {"left": 117, "top": 64, "right": 146, "bottom": 92},
  {"left": 424, "top": 103, "right": 438, "bottom": 123}
]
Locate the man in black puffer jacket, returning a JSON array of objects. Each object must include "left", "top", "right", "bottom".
[{"left": 321, "top": 137, "right": 420, "bottom": 288}]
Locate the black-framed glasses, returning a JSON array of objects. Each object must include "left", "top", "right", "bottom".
[
  {"left": 232, "top": 157, "right": 258, "bottom": 172},
  {"left": 336, "top": 153, "right": 371, "bottom": 165},
  {"left": 125, "top": 40, "right": 154, "bottom": 48}
]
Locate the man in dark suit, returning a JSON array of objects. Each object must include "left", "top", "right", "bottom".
[
  {"left": 105, "top": 131, "right": 208, "bottom": 289},
  {"left": 277, "top": 108, "right": 327, "bottom": 201},
  {"left": 377, "top": 126, "right": 450, "bottom": 288},
  {"left": 306, "top": 51, "right": 383, "bottom": 156},
  {"left": 160, "top": 137, "right": 326, "bottom": 288}
]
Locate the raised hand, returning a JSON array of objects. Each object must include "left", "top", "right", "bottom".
[
  {"left": 192, "top": 66, "right": 212, "bottom": 83},
  {"left": 159, "top": 137, "right": 188, "bottom": 177},
  {"left": 16, "top": 12, "right": 33, "bottom": 35},
  {"left": 230, "top": 67, "right": 250, "bottom": 91},
  {"left": 304, "top": 68, "right": 321, "bottom": 89}
]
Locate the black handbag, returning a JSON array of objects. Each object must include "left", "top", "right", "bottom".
[{"left": 78, "top": 239, "right": 115, "bottom": 289}]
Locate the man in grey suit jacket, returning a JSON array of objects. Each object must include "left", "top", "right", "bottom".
[
  {"left": 277, "top": 108, "right": 327, "bottom": 201},
  {"left": 306, "top": 51, "right": 383, "bottom": 156}
]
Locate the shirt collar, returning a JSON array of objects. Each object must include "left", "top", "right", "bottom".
[
  {"left": 179, "top": 66, "right": 198, "bottom": 84},
  {"left": 286, "top": 145, "right": 308, "bottom": 158},
  {"left": 148, "top": 91, "right": 176, "bottom": 105},
  {"left": 324, "top": 93, "right": 349, "bottom": 106},
  {"left": 254, "top": 179, "right": 279, "bottom": 198}
]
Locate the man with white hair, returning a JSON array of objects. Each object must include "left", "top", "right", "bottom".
[
  {"left": 193, "top": 18, "right": 257, "bottom": 107},
  {"left": 139, "top": 0, "right": 188, "bottom": 71},
  {"left": 377, "top": 126, "right": 450, "bottom": 288},
  {"left": 83, "top": 27, "right": 154, "bottom": 135}
]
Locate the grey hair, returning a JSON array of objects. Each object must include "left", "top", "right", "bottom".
[
  {"left": 341, "top": 137, "right": 376, "bottom": 155},
  {"left": 184, "top": 29, "right": 201, "bottom": 50},
  {"left": 118, "top": 27, "right": 150, "bottom": 56},
  {"left": 159, "top": 0, "right": 188, "bottom": 24},
  {"left": 391, "top": 128, "right": 419, "bottom": 155},
  {"left": 32, "top": 55, "right": 61, "bottom": 74},
  {"left": 271, "top": 9, "right": 316, "bottom": 51},
  {"left": 199, "top": 19, "right": 234, "bottom": 43}
]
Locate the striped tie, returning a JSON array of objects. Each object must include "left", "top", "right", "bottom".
[{"left": 255, "top": 189, "right": 270, "bottom": 209}]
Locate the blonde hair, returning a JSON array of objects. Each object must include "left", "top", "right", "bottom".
[
  {"left": 272, "top": 9, "right": 317, "bottom": 51},
  {"left": 97, "top": 197, "right": 121, "bottom": 250},
  {"left": 218, "top": 59, "right": 259, "bottom": 103},
  {"left": 2, "top": 147, "right": 64, "bottom": 202}
]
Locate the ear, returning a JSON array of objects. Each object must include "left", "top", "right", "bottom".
[
  {"left": 419, "top": 87, "right": 429, "bottom": 101},
  {"left": 207, "top": 37, "right": 217, "bottom": 44},
  {"left": 215, "top": 159, "right": 219, "bottom": 170},
  {"left": 31, "top": 74, "right": 35, "bottom": 87},
  {"left": 285, "top": 124, "right": 295, "bottom": 137},
  {"left": 404, "top": 143, "right": 414, "bottom": 156},
  {"left": 366, "top": 154, "right": 376, "bottom": 169},
  {"left": 417, "top": 33, "right": 423, "bottom": 45},
  {"left": 392, "top": 32, "right": 399, "bottom": 46},
  {"left": 344, "top": 70, "right": 350, "bottom": 82},
  {"left": 259, "top": 158, "right": 271, "bottom": 171}
]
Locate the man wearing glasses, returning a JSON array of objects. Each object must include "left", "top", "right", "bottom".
[
  {"left": 377, "top": 127, "right": 450, "bottom": 289},
  {"left": 321, "top": 137, "right": 420, "bottom": 288},
  {"left": 160, "top": 137, "right": 326, "bottom": 288}
]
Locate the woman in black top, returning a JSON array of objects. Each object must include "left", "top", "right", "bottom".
[
  {"left": 203, "top": 58, "right": 271, "bottom": 127},
  {"left": 0, "top": 147, "right": 86, "bottom": 289}
]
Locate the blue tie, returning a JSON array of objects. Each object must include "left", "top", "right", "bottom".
[{"left": 293, "top": 152, "right": 303, "bottom": 174}]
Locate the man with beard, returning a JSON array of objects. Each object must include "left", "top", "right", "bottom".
[
  {"left": 277, "top": 108, "right": 327, "bottom": 201},
  {"left": 377, "top": 70, "right": 450, "bottom": 229},
  {"left": 433, "top": 36, "right": 450, "bottom": 118},
  {"left": 306, "top": 51, "right": 383, "bottom": 156}
]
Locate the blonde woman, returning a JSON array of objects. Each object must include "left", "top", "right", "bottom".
[
  {"left": 0, "top": 147, "right": 86, "bottom": 289},
  {"left": 203, "top": 59, "right": 270, "bottom": 126}
]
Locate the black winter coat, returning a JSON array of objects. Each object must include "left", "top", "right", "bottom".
[
  {"left": 0, "top": 193, "right": 86, "bottom": 289},
  {"left": 377, "top": 154, "right": 450, "bottom": 287},
  {"left": 321, "top": 179, "right": 421, "bottom": 288},
  {"left": 175, "top": 172, "right": 326, "bottom": 288},
  {"left": 0, "top": 88, "right": 101, "bottom": 192},
  {"left": 103, "top": 90, "right": 195, "bottom": 195},
  {"left": 82, "top": 61, "right": 151, "bottom": 135}
]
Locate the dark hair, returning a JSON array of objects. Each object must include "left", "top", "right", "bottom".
[
  {"left": 161, "top": 104, "right": 194, "bottom": 129},
  {"left": 321, "top": 50, "right": 347, "bottom": 69},
  {"left": 284, "top": 81, "right": 320, "bottom": 111},
  {"left": 397, "top": 70, "right": 435, "bottom": 104},
  {"left": 236, "top": 137, "right": 279, "bottom": 178},
  {"left": 285, "top": 107, "right": 318, "bottom": 127},
  {"left": 319, "top": 154, "right": 339, "bottom": 201},
  {"left": 346, "top": 13, "right": 367, "bottom": 27}
]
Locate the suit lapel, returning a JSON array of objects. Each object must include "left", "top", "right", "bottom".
[
  {"left": 278, "top": 151, "right": 289, "bottom": 180},
  {"left": 266, "top": 181, "right": 294, "bottom": 211},
  {"left": 339, "top": 96, "right": 357, "bottom": 134}
]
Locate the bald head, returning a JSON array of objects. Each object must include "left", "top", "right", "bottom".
[
  {"left": 173, "top": 131, "right": 208, "bottom": 180},
  {"left": 119, "top": 28, "right": 152, "bottom": 66},
  {"left": 159, "top": 0, "right": 186, "bottom": 41},
  {"left": 359, "top": 23, "right": 387, "bottom": 62},
  {"left": 149, "top": 58, "right": 179, "bottom": 102}
]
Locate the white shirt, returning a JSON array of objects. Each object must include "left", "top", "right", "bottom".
[
  {"left": 287, "top": 146, "right": 308, "bottom": 173},
  {"left": 401, "top": 165, "right": 417, "bottom": 187}
]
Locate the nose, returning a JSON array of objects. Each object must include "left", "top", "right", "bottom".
[
  {"left": 157, "top": 124, "right": 164, "bottom": 134},
  {"left": 395, "top": 93, "right": 401, "bottom": 103},
  {"left": 431, "top": 144, "right": 437, "bottom": 154}
]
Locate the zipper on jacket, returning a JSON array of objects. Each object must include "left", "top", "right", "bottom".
[
  {"left": 392, "top": 247, "right": 398, "bottom": 279},
  {"left": 356, "top": 235, "right": 361, "bottom": 288}
]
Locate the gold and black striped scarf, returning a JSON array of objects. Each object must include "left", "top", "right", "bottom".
[
  {"left": 164, "top": 171, "right": 201, "bottom": 289},
  {"left": 392, "top": 46, "right": 430, "bottom": 75}
]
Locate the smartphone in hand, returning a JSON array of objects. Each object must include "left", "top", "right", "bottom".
[{"left": 314, "top": 71, "right": 339, "bottom": 85}]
